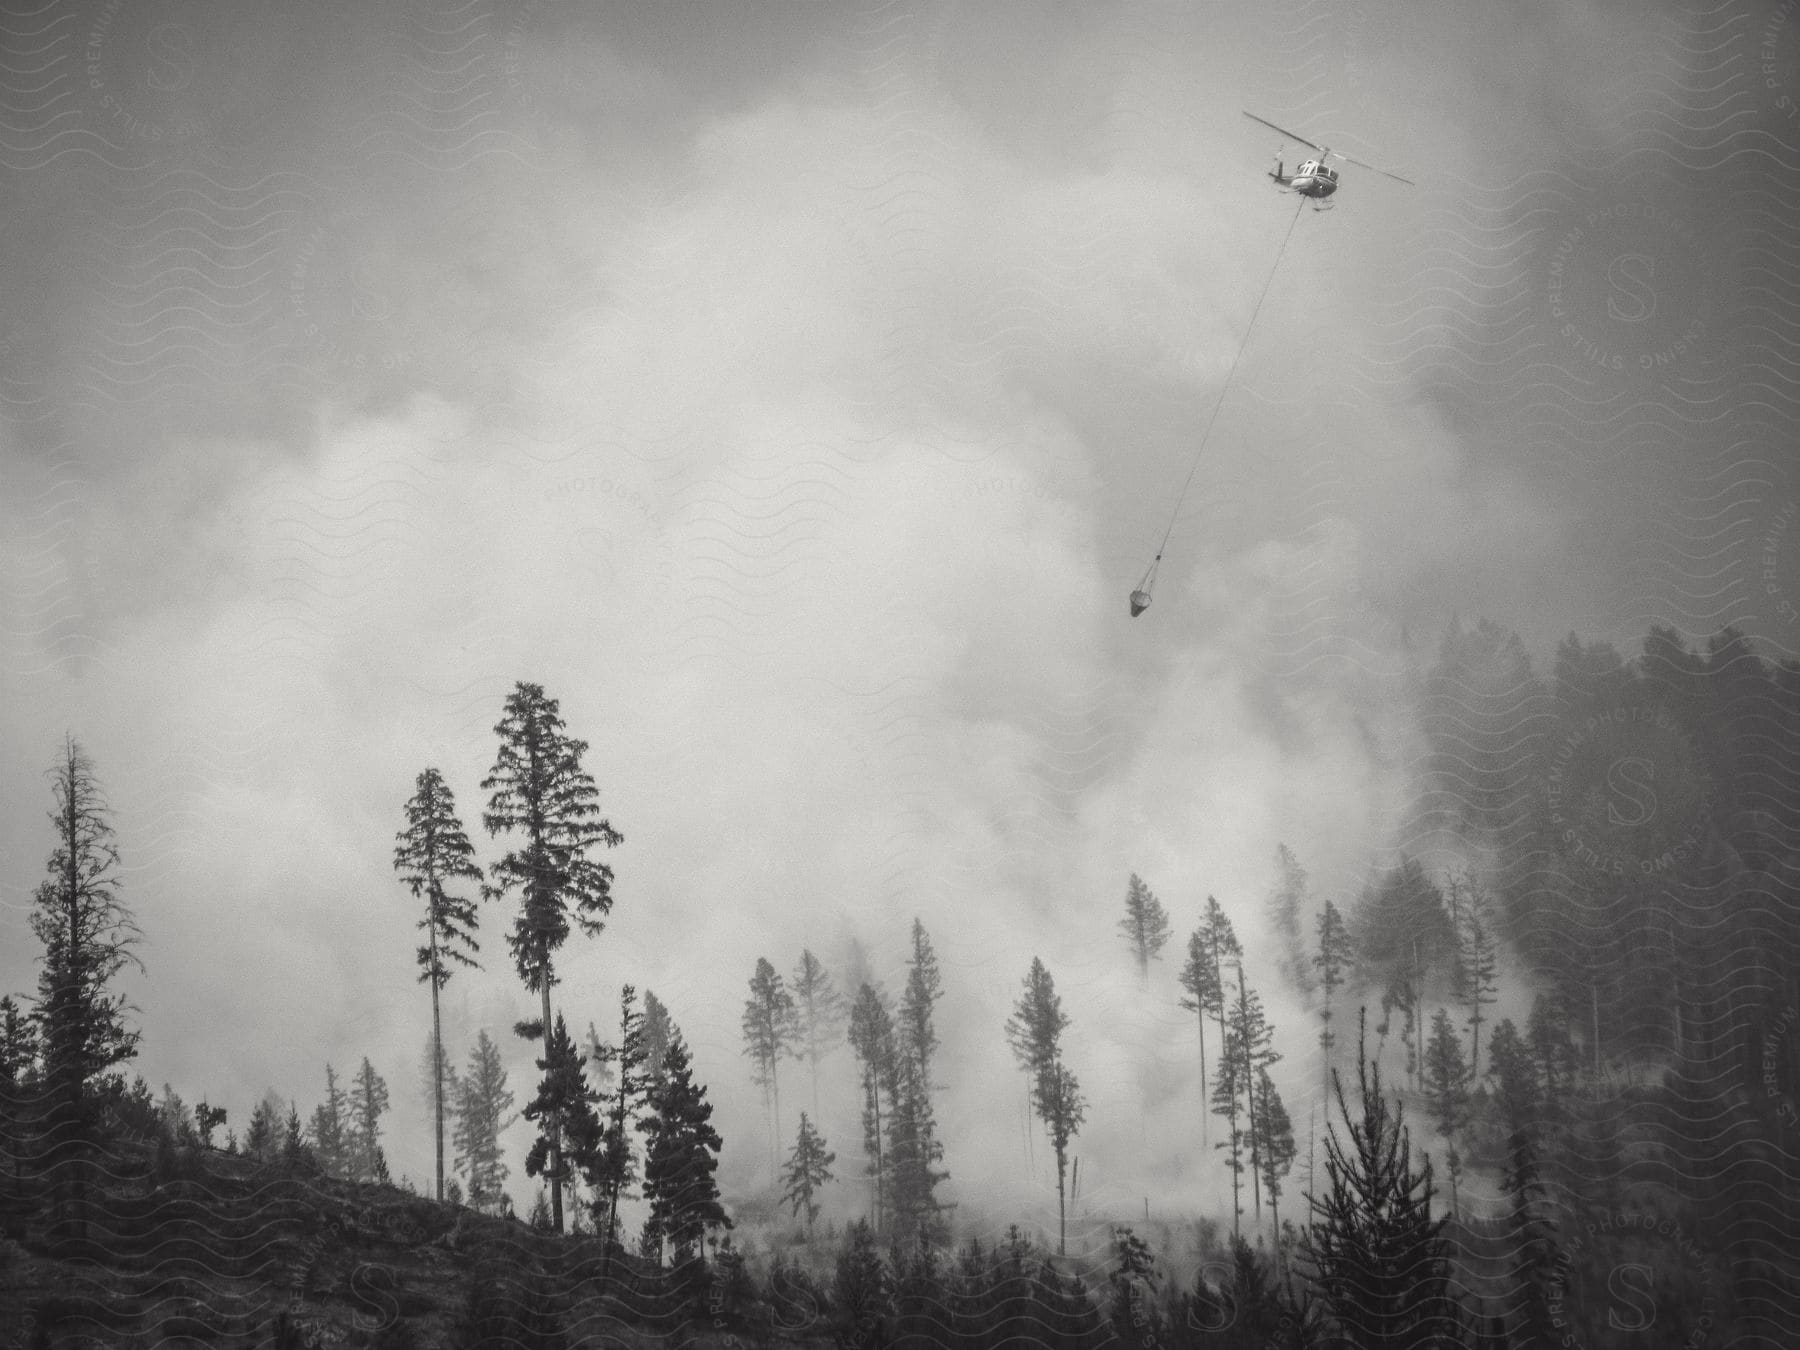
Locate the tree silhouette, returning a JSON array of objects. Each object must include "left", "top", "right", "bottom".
[
  {"left": 522, "top": 1014, "right": 602, "bottom": 1219},
  {"left": 891, "top": 919, "right": 948, "bottom": 1248},
  {"left": 1423, "top": 1008, "right": 1470, "bottom": 1216},
  {"left": 29, "top": 737, "right": 142, "bottom": 1244},
  {"left": 453, "top": 1030, "right": 515, "bottom": 1214},
  {"left": 1254, "top": 1067, "right": 1297, "bottom": 1265},
  {"left": 307, "top": 1064, "right": 351, "bottom": 1177},
  {"left": 1177, "top": 927, "right": 1220, "bottom": 1143},
  {"left": 1313, "top": 898, "right": 1354, "bottom": 1095},
  {"left": 1268, "top": 845, "right": 1316, "bottom": 996},
  {"left": 1487, "top": 1018, "right": 1557, "bottom": 1347},
  {"left": 639, "top": 1031, "right": 730, "bottom": 1265},
  {"left": 741, "top": 956, "right": 799, "bottom": 1181},
  {"left": 348, "top": 1059, "right": 390, "bottom": 1183},
  {"left": 1447, "top": 873, "right": 1499, "bottom": 1079},
  {"left": 846, "top": 982, "right": 895, "bottom": 1231},
  {"left": 791, "top": 949, "right": 845, "bottom": 1123},
  {"left": 642, "top": 989, "right": 673, "bottom": 1091},
  {"left": 393, "top": 766, "right": 484, "bottom": 1202},
  {"left": 482, "top": 681, "right": 623, "bottom": 1232},
  {"left": 588, "top": 985, "right": 648, "bottom": 1268},
  {"left": 781, "top": 1111, "right": 836, "bottom": 1238},
  {"left": 1007, "top": 957, "right": 1085, "bottom": 1255},
  {"left": 1119, "top": 874, "right": 1173, "bottom": 981},
  {"left": 1300, "top": 1011, "right": 1457, "bottom": 1349}
]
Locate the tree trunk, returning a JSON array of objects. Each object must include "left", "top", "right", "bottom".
[
  {"left": 541, "top": 974, "right": 561, "bottom": 1233},
  {"left": 1238, "top": 972, "right": 1262, "bottom": 1221},
  {"left": 1055, "top": 1145, "right": 1067, "bottom": 1256},
  {"left": 431, "top": 922, "right": 444, "bottom": 1204},
  {"left": 1195, "top": 1009, "right": 1208, "bottom": 1146},
  {"left": 772, "top": 1062, "right": 782, "bottom": 1185}
]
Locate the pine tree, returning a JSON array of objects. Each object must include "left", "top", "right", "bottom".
[
  {"left": 282, "top": 1102, "right": 314, "bottom": 1170},
  {"left": 523, "top": 1014, "right": 602, "bottom": 1215},
  {"left": 1006, "top": 958, "right": 1085, "bottom": 1255},
  {"left": 891, "top": 919, "right": 948, "bottom": 1248},
  {"left": 791, "top": 949, "right": 845, "bottom": 1124},
  {"left": 1300, "top": 1012, "right": 1456, "bottom": 1349},
  {"left": 452, "top": 1030, "right": 515, "bottom": 1214},
  {"left": 1268, "top": 845, "right": 1316, "bottom": 996},
  {"left": 1119, "top": 874, "right": 1173, "bottom": 981},
  {"left": 1225, "top": 963, "right": 1280, "bottom": 1223},
  {"left": 638, "top": 1030, "right": 730, "bottom": 1264},
  {"left": 782, "top": 1112, "right": 836, "bottom": 1237},
  {"left": 1254, "top": 1067, "right": 1297, "bottom": 1264},
  {"left": 741, "top": 957, "right": 799, "bottom": 1181},
  {"left": 348, "top": 1059, "right": 390, "bottom": 1182},
  {"left": 1313, "top": 898, "right": 1354, "bottom": 1096},
  {"left": 588, "top": 985, "right": 648, "bottom": 1267},
  {"left": 1446, "top": 873, "right": 1499, "bottom": 1079},
  {"left": 1177, "top": 928, "right": 1220, "bottom": 1142},
  {"left": 308, "top": 1064, "right": 351, "bottom": 1178},
  {"left": 194, "top": 1101, "right": 225, "bottom": 1150},
  {"left": 846, "top": 982, "right": 895, "bottom": 1231},
  {"left": 1376, "top": 963, "right": 1421, "bottom": 1096},
  {"left": 29, "top": 737, "right": 142, "bottom": 1241},
  {"left": 157, "top": 1083, "right": 196, "bottom": 1144},
  {"left": 1488, "top": 1019, "right": 1556, "bottom": 1347},
  {"left": 1423, "top": 1008, "right": 1469, "bottom": 1216},
  {"left": 1198, "top": 896, "right": 1242, "bottom": 1102},
  {"left": 832, "top": 1218, "right": 892, "bottom": 1345},
  {"left": 482, "top": 681, "right": 623, "bottom": 1232},
  {"left": 1526, "top": 990, "right": 1577, "bottom": 1110},
  {"left": 246, "top": 1091, "right": 282, "bottom": 1160},
  {"left": 642, "top": 990, "right": 673, "bottom": 1091},
  {"left": 394, "top": 766, "right": 484, "bottom": 1203}
]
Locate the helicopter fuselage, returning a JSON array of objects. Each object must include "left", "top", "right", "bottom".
[{"left": 1272, "top": 157, "right": 1339, "bottom": 198}]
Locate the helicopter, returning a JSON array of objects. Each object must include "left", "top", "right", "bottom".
[{"left": 1241, "top": 112, "right": 1413, "bottom": 210}]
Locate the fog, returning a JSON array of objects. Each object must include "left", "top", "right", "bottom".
[{"left": 2, "top": 0, "right": 1795, "bottom": 1245}]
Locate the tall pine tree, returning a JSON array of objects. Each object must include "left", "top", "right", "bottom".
[
  {"left": 1119, "top": 874, "right": 1173, "bottom": 981},
  {"left": 1300, "top": 1012, "right": 1457, "bottom": 1349},
  {"left": 1006, "top": 958, "right": 1085, "bottom": 1256},
  {"left": 792, "top": 949, "right": 845, "bottom": 1123},
  {"left": 782, "top": 1112, "right": 836, "bottom": 1238},
  {"left": 1487, "top": 1018, "right": 1557, "bottom": 1347},
  {"left": 1177, "top": 927, "right": 1220, "bottom": 1143},
  {"left": 741, "top": 957, "right": 799, "bottom": 1182},
  {"left": 307, "top": 1064, "right": 351, "bottom": 1178},
  {"left": 483, "top": 681, "right": 623, "bottom": 1232},
  {"left": 29, "top": 737, "right": 142, "bottom": 1243},
  {"left": 589, "top": 985, "right": 648, "bottom": 1267},
  {"left": 891, "top": 920, "right": 948, "bottom": 1248},
  {"left": 523, "top": 1013, "right": 602, "bottom": 1219},
  {"left": 1254, "top": 1067, "right": 1297, "bottom": 1265},
  {"left": 1313, "top": 898, "right": 1354, "bottom": 1096},
  {"left": 1447, "top": 873, "right": 1499, "bottom": 1080},
  {"left": 846, "top": 982, "right": 895, "bottom": 1231},
  {"left": 348, "top": 1059, "right": 390, "bottom": 1183},
  {"left": 1268, "top": 845, "right": 1316, "bottom": 996},
  {"left": 453, "top": 1030, "right": 515, "bottom": 1214},
  {"left": 1423, "top": 1008, "right": 1470, "bottom": 1216},
  {"left": 393, "top": 766, "right": 484, "bottom": 1203},
  {"left": 639, "top": 1030, "right": 730, "bottom": 1265}
]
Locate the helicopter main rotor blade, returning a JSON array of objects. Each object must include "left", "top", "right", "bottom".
[
  {"left": 1241, "top": 111, "right": 1321, "bottom": 152},
  {"left": 1325, "top": 150, "right": 1415, "bottom": 185}
]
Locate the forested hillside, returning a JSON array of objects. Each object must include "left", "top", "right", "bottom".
[{"left": 3, "top": 621, "right": 1798, "bottom": 1347}]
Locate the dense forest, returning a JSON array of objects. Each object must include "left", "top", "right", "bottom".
[{"left": 2, "top": 621, "right": 1798, "bottom": 1347}]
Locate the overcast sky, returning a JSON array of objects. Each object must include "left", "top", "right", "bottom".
[{"left": 2, "top": 0, "right": 1797, "bottom": 1237}]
